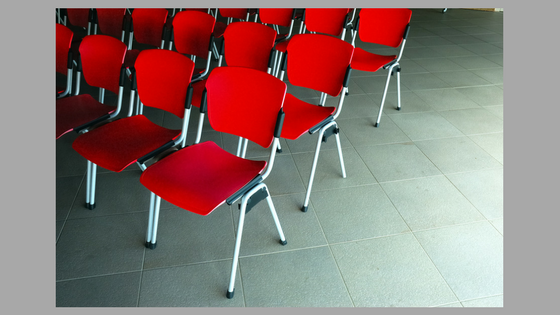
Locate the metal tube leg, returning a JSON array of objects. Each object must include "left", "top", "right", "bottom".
[
  {"left": 150, "top": 196, "right": 162, "bottom": 248},
  {"left": 264, "top": 189, "right": 287, "bottom": 245},
  {"left": 334, "top": 131, "right": 347, "bottom": 178},
  {"left": 145, "top": 193, "right": 156, "bottom": 245},
  {"left": 375, "top": 67, "right": 394, "bottom": 127},
  {"left": 86, "top": 161, "right": 97, "bottom": 210},
  {"left": 236, "top": 137, "right": 244, "bottom": 157},
  {"left": 396, "top": 67, "right": 402, "bottom": 111},
  {"left": 302, "top": 130, "right": 325, "bottom": 212},
  {"left": 227, "top": 197, "right": 247, "bottom": 299},
  {"left": 241, "top": 138, "right": 249, "bottom": 158}
]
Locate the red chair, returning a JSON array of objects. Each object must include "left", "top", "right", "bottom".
[
  {"left": 56, "top": 35, "right": 127, "bottom": 139},
  {"left": 65, "top": 8, "right": 93, "bottom": 34},
  {"left": 350, "top": 8, "right": 412, "bottom": 127},
  {"left": 72, "top": 49, "right": 195, "bottom": 210},
  {"left": 222, "top": 21, "right": 278, "bottom": 156},
  {"left": 278, "top": 34, "right": 354, "bottom": 212},
  {"left": 93, "top": 8, "right": 130, "bottom": 43},
  {"left": 140, "top": 66, "right": 288, "bottom": 299},
  {"left": 258, "top": 8, "right": 299, "bottom": 77},
  {"left": 56, "top": 23, "right": 74, "bottom": 98},
  {"left": 303, "top": 8, "right": 351, "bottom": 40}
]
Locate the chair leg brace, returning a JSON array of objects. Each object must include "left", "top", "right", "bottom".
[
  {"left": 375, "top": 63, "right": 401, "bottom": 127},
  {"left": 302, "top": 120, "right": 346, "bottom": 212},
  {"left": 227, "top": 182, "right": 286, "bottom": 298}
]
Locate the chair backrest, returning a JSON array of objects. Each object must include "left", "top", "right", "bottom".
[
  {"left": 79, "top": 35, "right": 127, "bottom": 94},
  {"left": 172, "top": 10, "right": 215, "bottom": 59},
  {"left": 219, "top": 8, "right": 249, "bottom": 20},
  {"left": 66, "top": 8, "right": 91, "bottom": 29},
  {"left": 223, "top": 22, "right": 277, "bottom": 73},
  {"left": 259, "top": 8, "right": 294, "bottom": 28},
  {"left": 285, "top": 34, "right": 354, "bottom": 97},
  {"left": 205, "top": 66, "right": 286, "bottom": 148},
  {"left": 56, "top": 23, "right": 73, "bottom": 75},
  {"left": 357, "top": 8, "right": 412, "bottom": 48},
  {"left": 130, "top": 8, "right": 169, "bottom": 47},
  {"left": 304, "top": 8, "right": 350, "bottom": 37},
  {"left": 95, "top": 8, "right": 128, "bottom": 40},
  {"left": 134, "top": 49, "right": 195, "bottom": 119}
]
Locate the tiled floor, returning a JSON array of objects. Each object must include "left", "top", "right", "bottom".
[{"left": 56, "top": 8, "right": 503, "bottom": 307}]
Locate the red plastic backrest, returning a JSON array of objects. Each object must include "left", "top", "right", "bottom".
[
  {"left": 358, "top": 8, "right": 412, "bottom": 48},
  {"left": 172, "top": 10, "right": 215, "bottom": 59},
  {"left": 219, "top": 8, "right": 248, "bottom": 20},
  {"left": 259, "top": 8, "right": 294, "bottom": 27},
  {"left": 205, "top": 67, "right": 286, "bottom": 148},
  {"left": 223, "top": 22, "right": 277, "bottom": 73},
  {"left": 134, "top": 49, "right": 195, "bottom": 118},
  {"left": 304, "top": 8, "right": 350, "bottom": 36},
  {"left": 95, "top": 8, "right": 127, "bottom": 39},
  {"left": 131, "top": 8, "right": 168, "bottom": 47},
  {"left": 67, "top": 9, "right": 90, "bottom": 28},
  {"left": 286, "top": 34, "right": 354, "bottom": 97},
  {"left": 79, "top": 35, "right": 127, "bottom": 94},
  {"left": 56, "top": 23, "right": 73, "bottom": 75}
]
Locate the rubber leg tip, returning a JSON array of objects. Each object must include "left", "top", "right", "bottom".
[
  {"left": 374, "top": 122, "right": 379, "bottom": 128},
  {"left": 276, "top": 148, "right": 283, "bottom": 153},
  {"left": 280, "top": 239, "right": 287, "bottom": 246},
  {"left": 86, "top": 203, "right": 96, "bottom": 210},
  {"left": 397, "top": 107, "right": 401, "bottom": 111},
  {"left": 301, "top": 205, "right": 308, "bottom": 213},
  {"left": 145, "top": 241, "right": 157, "bottom": 249},
  {"left": 226, "top": 290, "right": 234, "bottom": 299}
]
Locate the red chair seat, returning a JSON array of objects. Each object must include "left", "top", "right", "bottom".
[
  {"left": 213, "top": 21, "right": 227, "bottom": 38},
  {"left": 275, "top": 39, "right": 289, "bottom": 53},
  {"left": 72, "top": 115, "right": 181, "bottom": 172},
  {"left": 280, "top": 93, "right": 335, "bottom": 140},
  {"left": 350, "top": 47, "right": 396, "bottom": 72},
  {"left": 140, "top": 141, "right": 267, "bottom": 215},
  {"left": 56, "top": 94, "right": 116, "bottom": 139}
]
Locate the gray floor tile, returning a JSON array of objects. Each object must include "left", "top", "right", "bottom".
[
  {"left": 482, "top": 54, "right": 503, "bottom": 66},
  {"left": 484, "top": 105, "right": 503, "bottom": 120},
  {"left": 441, "top": 35, "right": 486, "bottom": 45},
  {"left": 239, "top": 247, "right": 353, "bottom": 307},
  {"left": 448, "top": 55, "right": 501, "bottom": 70},
  {"left": 390, "top": 111, "right": 464, "bottom": 141},
  {"left": 381, "top": 176, "right": 485, "bottom": 231},
  {"left": 311, "top": 184, "right": 410, "bottom": 243},
  {"left": 292, "top": 147, "right": 377, "bottom": 192},
  {"left": 262, "top": 154, "right": 306, "bottom": 196},
  {"left": 447, "top": 168, "right": 503, "bottom": 220},
  {"left": 414, "top": 57, "right": 466, "bottom": 72},
  {"left": 331, "top": 234, "right": 458, "bottom": 307},
  {"left": 381, "top": 91, "right": 434, "bottom": 114},
  {"left": 329, "top": 93, "right": 379, "bottom": 120},
  {"left": 403, "top": 46, "right": 447, "bottom": 59},
  {"left": 435, "top": 45, "right": 478, "bottom": 58},
  {"left": 56, "top": 272, "right": 142, "bottom": 307},
  {"left": 415, "top": 136, "right": 502, "bottom": 174},
  {"left": 414, "top": 222, "right": 503, "bottom": 301},
  {"left": 490, "top": 218, "right": 503, "bottom": 235},
  {"left": 56, "top": 175, "right": 83, "bottom": 222},
  {"left": 432, "top": 70, "right": 492, "bottom": 87},
  {"left": 471, "top": 68, "right": 503, "bottom": 84},
  {"left": 414, "top": 88, "right": 481, "bottom": 111},
  {"left": 139, "top": 261, "right": 245, "bottom": 307},
  {"left": 461, "top": 295, "right": 503, "bottom": 307},
  {"left": 456, "top": 85, "right": 503, "bottom": 106},
  {"left": 232, "top": 193, "right": 328, "bottom": 256},
  {"left": 468, "top": 132, "right": 504, "bottom": 164},
  {"left": 438, "top": 108, "right": 503, "bottom": 135},
  {"left": 142, "top": 204, "right": 236, "bottom": 269},
  {"left": 356, "top": 142, "right": 442, "bottom": 182},
  {"left": 354, "top": 74, "right": 410, "bottom": 95},
  {"left": 460, "top": 42, "right": 503, "bottom": 55},
  {"left": 283, "top": 125, "right": 352, "bottom": 154},
  {"left": 401, "top": 72, "right": 452, "bottom": 90},
  {"left": 67, "top": 170, "right": 151, "bottom": 219},
  {"left": 414, "top": 36, "right": 457, "bottom": 47},
  {"left": 56, "top": 213, "right": 147, "bottom": 280},
  {"left": 56, "top": 131, "right": 87, "bottom": 178},
  {"left": 337, "top": 116, "right": 411, "bottom": 147}
]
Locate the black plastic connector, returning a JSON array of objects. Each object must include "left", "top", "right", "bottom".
[
  {"left": 200, "top": 88, "right": 208, "bottom": 113},
  {"left": 119, "top": 65, "right": 127, "bottom": 87},
  {"left": 268, "top": 49, "right": 275, "bottom": 69},
  {"left": 321, "top": 124, "right": 339, "bottom": 143},
  {"left": 354, "top": 16, "right": 361, "bottom": 34},
  {"left": 240, "top": 187, "right": 268, "bottom": 214},
  {"left": 207, "top": 34, "right": 215, "bottom": 52},
  {"left": 184, "top": 84, "right": 194, "bottom": 110},
  {"left": 76, "top": 54, "right": 83, "bottom": 72},
  {"left": 343, "top": 65, "right": 352, "bottom": 88},
  {"left": 226, "top": 176, "right": 263, "bottom": 205},
  {"left": 145, "top": 241, "right": 157, "bottom": 249},
  {"left": 137, "top": 140, "right": 176, "bottom": 165},
  {"left": 280, "top": 52, "right": 288, "bottom": 72},
  {"left": 309, "top": 116, "right": 334, "bottom": 134},
  {"left": 67, "top": 50, "right": 73, "bottom": 69},
  {"left": 403, "top": 24, "right": 410, "bottom": 40},
  {"left": 274, "top": 110, "right": 285, "bottom": 139},
  {"left": 130, "top": 68, "right": 137, "bottom": 90}
]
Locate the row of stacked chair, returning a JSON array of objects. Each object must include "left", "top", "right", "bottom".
[{"left": 56, "top": 8, "right": 412, "bottom": 299}]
